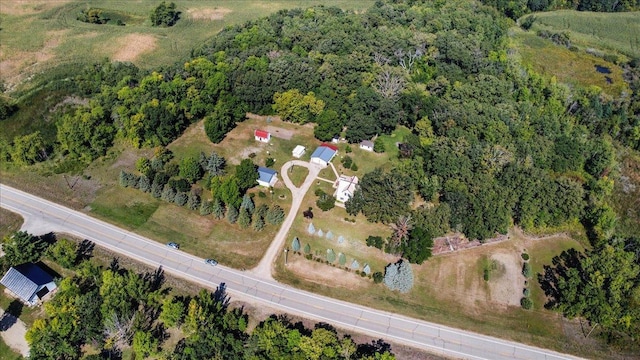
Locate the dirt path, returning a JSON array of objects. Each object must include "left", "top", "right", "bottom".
[
  {"left": 0, "top": 307, "right": 29, "bottom": 357},
  {"left": 251, "top": 160, "right": 322, "bottom": 279}
]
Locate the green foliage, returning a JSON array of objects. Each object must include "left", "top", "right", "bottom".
[
  {"left": 383, "top": 260, "right": 414, "bottom": 293},
  {"left": 187, "top": 192, "right": 201, "bottom": 210},
  {"left": 520, "top": 297, "right": 533, "bottom": 310},
  {"left": 292, "top": 237, "right": 301, "bottom": 252},
  {"left": 240, "top": 194, "right": 255, "bottom": 215},
  {"left": 341, "top": 156, "right": 353, "bottom": 169},
  {"left": 57, "top": 104, "right": 115, "bottom": 162},
  {"left": 212, "top": 197, "right": 226, "bottom": 219},
  {"left": 206, "top": 151, "right": 226, "bottom": 176},
  {"left": 235, "top": 159, "right": 258, "bottom": 193},
  {"left": 346, "top": 168, "right": 413, "bottom": 223},
  {"left": 265, "top": 157, "right": 275, "bottom": 167},
  {"left": 373, "top": 137, "right": 385, "bottom": 153},
  {"left": 373, "top": 271, "right": 384, "bottom": 284},
  {"left": 314, "top": 109, "right": 342, "bottom": 141},
  {"left": 272, "top": 89, "right": 325, "bottom": 123},
  {"left": 150, "top": 1, "right": 179, "bottom": 27},
  {"left": 523, "top": 288, "right": 531, "bottom": 297},
  {"left": 2, "top": 231, "right": 50, "bottom": 267},
  {"left": 238, "top": 208, "right": 252, "bottom": 229},
  {"left": 544, "top": 246, "right": 640, "bottom": 339},
  {"left": 47, "top": 238, "right": 79, "bottom": 269},
  {"left": 316, "top": 191, "right": 336, "bottom": 211},
  {"left": 401, "top": 227, "right": 434, "bottom": 264},
  {"left": 227, "top": 205, "right": 239, "bottom": 224},
  {"left": 266, "top": 205, "right": 285, "bottom": 225},
  {"left": 366, "top": 235, "right": 384, "bottom": 249},
  {"left": 161, "top": 185, "right": 176, "bottom": 202},
  {"left": 522, "top": 262, "right": 532, "bottom": 278},
  {"left": 10, "top": 132, "right": 47, "bottom": 165},
  {"left": 133, "top": 330, "right": 158, "bottom": 359},
  {"left": 77, "top": 8, "right": 109, "bottom": 24},
  {"left": 521, "top": 253, "right": 530, "bottom": 261},
  {"left": 180, "top": 156, "right": 203, "bottom": 184},
  {"left": 338, "top": 252, "right": 346, "bottom": 266},
  {"left": 200, "top": 200, "right": 213, "bottom": 215},
  {"left": 326, "top": 249, "right": 336, "bottom": 263},
  {"left": 174, "top": 192, "right": 188, "bottom": 206},
  {"left": 303, "top": 243, "right": 311, "bottom": 255},
  {"left": 252, "top": 215, "right": 265, "bottom": 231}
]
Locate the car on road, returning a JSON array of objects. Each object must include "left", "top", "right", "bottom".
[
  {"left": 205, "top": 259, "right": 218, "bottom": 266},
  {"left": 166, "top": 242, "right": 180, "bottom": 249}
]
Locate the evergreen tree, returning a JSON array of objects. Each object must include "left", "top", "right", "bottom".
[
  {"left": 266, "top": 205, "right": 285, "bottom": 225},
  {"left": 212, "top": 197, "right": 226, "bottom": 219},
  {"left": 187, "top": 192, "right": 201, "bottom": 210},
  {"left": 227, "top": 206, "right": 239, "bottom": 224},
  {"left": 206, "top": 152, "right": 226, "bottom": 176},
  {"left": 252, "top": 215, "right": 265, "bottom": 231},
  {"left": 238, "top": 207, "right": 252, "bottom": 229},
  {"left": 240, "top": 194, "right": 255, "bottom": 215}
]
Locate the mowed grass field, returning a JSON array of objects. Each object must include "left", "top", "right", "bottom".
[
  {"left": 511, "top": 27, "right": 628, "bottom": 97},
  {"left": 523, "top": 10, "right": 640, "bottom": 58},
  {"left": 0, "top": 0, "right": 374, "bottom": 91}
]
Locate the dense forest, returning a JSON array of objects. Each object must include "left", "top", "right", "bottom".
[
  {"left": 482, "top": 0, "right": 640, "bottom": 19},
  {"left": 1, "top": 0, "right": 639, "bottom": 346}
]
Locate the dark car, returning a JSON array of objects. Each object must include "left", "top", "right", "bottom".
[
  {"left": 166, "top": 242, "right": 179, "bottom": 249},
  {"left": 205, "top": 258, "right": 218, "bottom": 266}
]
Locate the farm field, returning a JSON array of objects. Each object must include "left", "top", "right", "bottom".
[
  {"left": 0, "top": 0, "right": 374, "bottom": 91},
  {"left": 510, "top": 27, "right": 628, "bottom": 97},
  {"left": 522, "top": 10, "right": 640, "bottom": 58}
]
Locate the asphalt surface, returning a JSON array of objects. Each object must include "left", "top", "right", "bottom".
[{"left": 0, "top": 184, "right": 583, "bottom": 360}]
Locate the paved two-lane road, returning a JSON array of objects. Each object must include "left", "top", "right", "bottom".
[{"left": 0, "top": 184, "right": 582, "bottom": 360}]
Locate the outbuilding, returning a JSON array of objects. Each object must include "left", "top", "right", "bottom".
[
  {"left": 292, "top": 145, "right": 306, "bottom": 158},
  {"left": 310, "top": 143, "right": 338, "bottom": 167},
  {"left": 257, "top": 166, "right": 278, "bottom": 187},
  {"left": 334, "top": 175, "right": 359, "bottom": 202},
  {"left": 0, "top": 263, "right": 57, "bottom": 306},
  {"left": 254, "top": 129, "right": 271, "bottom": 143},
  {"left": 359, "top": 140, "right": 374, "bottom": 152}
]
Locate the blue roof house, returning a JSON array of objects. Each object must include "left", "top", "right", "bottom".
[
  {"left": 310, "top": 144, "right": 338, "bottom": 167},
  {"left": 0, "top": 263, "right": 57, "bottom": 306},
  {"left": 257, "top": 166, "right": 278, "bottom": 187}
]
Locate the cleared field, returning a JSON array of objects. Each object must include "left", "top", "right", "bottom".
[
  {"left": 274, "top": 230, "right": 612, "bottom": 358},
  {"left": 511, "top": 27, "right": 628, "bottom": 97},
  {"left": 0, "top": 0, "right": 374, "bottom": 91},
  {"left": 523, "top": 10, "right": 640, "bottom": 58},
  {"left": 0, "top": 208, "right": 23, "bottom": 240}
]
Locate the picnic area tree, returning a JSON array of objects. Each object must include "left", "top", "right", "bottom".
[{"left": 401, "top": 227, "right": 434, "bottom": 264}]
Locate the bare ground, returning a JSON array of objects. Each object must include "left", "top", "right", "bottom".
[
  {"left": 0, "top": 0, "right": 72, "bottom": 15},
  {"left": 285, "top": 254, "right": 367, "bottom": 290},
  {"left": 111, "top": 34, "right": 157, "bottom": 63},
  {"left": 186, "top": 7, "right": 232, "bottom": 21}
]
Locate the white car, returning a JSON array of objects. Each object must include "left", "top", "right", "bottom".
[
  {"left": 205, "top": 259, "right": 218, "bottom": 266},
  {"left": 166, "top": 242, "right": 179, "bottom": 249}
]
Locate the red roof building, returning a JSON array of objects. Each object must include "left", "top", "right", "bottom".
[{"left": 254, "top": 129, "right": 271, "bottom": 142}]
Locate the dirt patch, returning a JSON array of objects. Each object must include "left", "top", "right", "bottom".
[
  {"left": 487, "top": 252, "right": 523, "bottom": 307},
  {"left": 265, "top": 125, "right": 294, "bottom": 140},
  {"left": 186, "top": 7, "right": 232, "bottom": 20},
  {"left": 286, "top": 255, "right": 366, "bottom": 290},
  {"left": 0, "top": 0, "right": 71, "bottom": 16},
  {"left": 112, "top": 34, "right": 157, "bottom": 63}
]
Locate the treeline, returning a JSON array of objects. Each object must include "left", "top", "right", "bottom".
[
  {"left": 482, "top": 0, "right": 640, "bottom": 19},
  {"left": 120, "top": 149, "right": 285, "bottom": 231},
  {"left": 5, "top": 231, "right": 396, "bottom": 359}
]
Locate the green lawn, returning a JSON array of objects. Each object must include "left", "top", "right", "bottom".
[
  {"left": 522, "top": 10, "right": 640, "bottom": 58},
  {"left": 0, "top": 208, "right": 23, "bottom": 240}
]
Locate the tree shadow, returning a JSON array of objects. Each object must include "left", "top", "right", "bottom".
[
  {"left": 77, "top": 239, "right": 95, "bottom": 262},
  {"left": 537, "top": 248, "right": 584, "bottom": 309},
  {"left": 213, "top": 282, "right": 230, "bottom": 309},
  {"left": 356, "top": 338, "right": 392, "bottom": 357},
  {"left": 0, "top": 299, "right": 22, "bottom": 331}
]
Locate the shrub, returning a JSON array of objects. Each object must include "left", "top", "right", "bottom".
[
  {"left": 523, "top": 288, "right": 531, "bottom": 297},
  {"left": 520, "top": 15, "right": 535, "bottom": 30},
  {"left": 522, "top": 262, "right": 532, "bottom": 278},
  {"left": 338, "top": 252, "right": 346, "bottom": 266},
  {"left": 316, "top": 193, "right": 335, "bottom": 211},
  {"left": 150, "top": 1, "right": 179, "bottom": 27},
  {"left": 345, "top": 145, "right": 352, "bottom": 153},
  {"left": 483, "top": 269, "right": 490, "bottom": 281},
  {"left": 258, "top": 191, "right": 267, "bottom": 198},
  {"left": 373, "top": 272, "right": 384, "bottom": 284},
  {"left": 174, "top": 192, "right": 188, "bottom": 206},
  {"left": 265, "top": 158, "right": 275, "bottom": 167},
  {"left": 291, "top": 237, "right": 301, "bottom": 252},
  {"left": 314, "top": 188, "right": 324, "bottom": 196},
  {"left": 383, "top": 260, "right": 414, "bottom": 293},
  {"left": 363, "top": 264, "right": 371, "bottom": 275},
  {"left": 303, "top": 243, "right": 311, "bottom": 255},
  {"left": 521, "top": 253, "right": 530, "bottom": 261},
  {"left": 266, "top": 205, "right": 285, "bottom": 225},
  {"left": 520, "top": 297, "right": 533, "bottom": 310},
  {"left": 366, "top": 235, "right": 384, "bottom": 249},
  {"left": 227, "top": 206, "right": 239, "bottom": 224},
  {"left": 350, "top": 163, "right": 358, "bottom": 171},
  {"left": 360, "top": 271, "right": 367, "bottom": 277},
  {"left": 373, "top": 137, "right": 385, "bottom": 153},
  {"left": 341, "top": 156, "right": 353, "bottom": 169},
  {"left": 326, "top": 249, "right": 336, "bottom": 263},
  {"left": 350, "top": 259, "right": 360, "bottom": 270},
  {"left": 168, "top": 178, "right": 190, "bottom": 193}
]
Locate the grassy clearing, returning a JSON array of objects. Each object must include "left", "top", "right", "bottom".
[
  {"left": 288, "top": 165, "right": 309, "bottom": 187},
  {"left": 0, "top": 208, "right": 23, "bottom": 240},
  {"left": 275, "top": 230, "right": 607, "bottom": 358},
  {"left": 510, "top": 27, "right": 628, "bottom": 97},
  {"left": 0, "top": 0, "right": 374, "bottom": 91},
  {"left": 611, "top": 152, "right": 640, "bottom": 238},
  {"left": 523, "top": 10, "right": 640, "bottom": 58}
]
